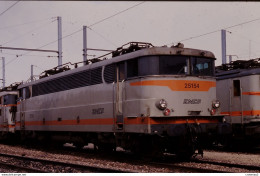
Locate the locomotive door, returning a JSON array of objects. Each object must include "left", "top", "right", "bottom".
[
  {"left": 114, "top": 62, "right": 125, "bottom": 130},
  {"left": 20, "top": 88, "right": 26, "bottom": 130},
  {"left": 20, "top": 100, "right": 25, "bottom": 130},
  {"left": 2, "top": 101, "right": 7, "bottom": 130},
  {"left": 0, "top": 97, "right": 4, "bottom": 131},
  {"left": 3, "top": 95, "right": 10, "bottom": 131},
  {"left": 231, "top": 79, "right": 243, "bottom": 125}
]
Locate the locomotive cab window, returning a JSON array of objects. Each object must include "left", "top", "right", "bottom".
[
  {"left": 127, "top": 59, "right": 138, "bottom": 78},
  {"left": 159, "top": 56, "right": 188, "bottom": 75},
  {"left": 125, "top": 55, "right": 214, "bottom": 78},
  {"left": 233, "top": 80, "right": 241, "bottom": 96},
  {"left": 139, "top": 56, "right": 159, "bottom": 76},
  {"left": 191, "top": 57, "right": 214, "bottom": 76},
  {"left": 3, "top": 95, "right": 17, "bottom": 105},
  {"left": 19, "top": 87, "right": 30, "bottom": 99},
  {"left": 118, "top": 62, "right": 125, "bottom": 81}
]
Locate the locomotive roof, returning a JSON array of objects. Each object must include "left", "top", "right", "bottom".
[
  {"left": 0, "top": 91, "right": 17, "bottom": 96},
  {"left": 216, "top": 67, "right": 260, "bottom": 80},
  {"left": 18, "top": 45, "right": 215, "bottom": 89},
  {"left": 216, "top": 58, "right": 260, "bottom": 80}
]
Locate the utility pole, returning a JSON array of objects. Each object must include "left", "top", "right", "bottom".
[
  {"left": 221, "top": 29, "right": 227, "bottom": 65},
  {"left": 227, "top": 55, "right": 239, "bottom": 63},
  {"left": 2, "top": 57, "right": 5, "bottom": 88},
  {"left": 249, "top": 40, "right": 251, "bottom": 59},
  {"left": 58, "top": 16, "right": 62, "bottom": 67},
  {"left": 83, "top": 26, "right": 87, "bottom": 65},
  {"left": 31, "top": 65, "right": 34, "bottom": 82},
  {"left": 229, "top": 55, "right": 232, "bottom": 63}
]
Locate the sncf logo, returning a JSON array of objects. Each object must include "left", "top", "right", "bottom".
[{"left": 183, "top": 99, "right": 201, "bottom": 104}]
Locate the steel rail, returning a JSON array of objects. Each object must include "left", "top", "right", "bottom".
[
  {"left": 0, "top": 160, "right": 47, "bottom": 173},
  {"left": 0, "top": 153, "right": 132, "bottom": 173},
  {"left": 148, "top": 161, "right": 229, "bottom": 173},
  {"left": 191, "top": 159, "right": 260, "bottom": 171}
]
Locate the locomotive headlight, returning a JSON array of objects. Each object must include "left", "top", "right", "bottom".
[
  {"left": 163, "top": 108, "right": 171, "bottom": 116},
  {"left": 210, "top": 109, "right": 216, "bottom": 115},
  {"left": 156, "top": 99, "right": 167, "bottom": 110},
  {"left": 212, "top": 100, "right": 220, "bottom": 109}
]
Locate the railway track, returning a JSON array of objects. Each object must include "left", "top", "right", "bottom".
[
  {"left": 144, "top": 155, "right": 260, "bottom": 173},
  {"left": 0, "top": 153, "right": 132, "bottom": 173},
  {"left": 0, "top": 143, "right": 259, "bottom": 173},
  {"left": 0, "top": 160, "right": 46, "bottom": 173},
  {"left": 146, "top": 156, "right": 260, "bottom": 173},
  {"left": 148, "top": 161, "right": 228, "bottom": 173},
  {"left": 191, "top": 159, "right": 260, "bottom": 172}
]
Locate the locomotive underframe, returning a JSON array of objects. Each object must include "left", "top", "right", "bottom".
[{"left": 11, "top": 115, "right": 230, "bottom": 157}]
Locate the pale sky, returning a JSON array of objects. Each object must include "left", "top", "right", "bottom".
[{"left": 1, "top": 1, "right": 260, "bottom": 86}]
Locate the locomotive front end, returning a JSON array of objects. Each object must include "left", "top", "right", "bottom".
[{"left": 120, "top": 45, "right": 229, "bottom": 157}]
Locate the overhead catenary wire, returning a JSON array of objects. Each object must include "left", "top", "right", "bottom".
[
  {"left": 3, "top": 1, "right": 146, "bottom": 68},
  {"left": 88, "top": 1, "right": 145, "bottom": 28},
  {"left": 29, "top": 1, "right": 146, "bottom": 51},
  {"left": 88, "top": 28, "right": 117, "bottom": 47},
  {"left": 1, "top": 52, "right": 57, "bottom": 58},
  {"left": 168, "top": 17, "right": 260, "bottom": 45},
  {"left": 0, "top": 1, "right": 20, "bottom": 17},
  {"left": 0, "top": 17, "right": 53, "bottom": 30},
  {"left": 1, "top": 18, "right": 55, "bottom": 46},
  {"left": 228, "top": 31, "right": 260, "bottom": 45}
]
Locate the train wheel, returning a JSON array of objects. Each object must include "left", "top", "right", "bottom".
[
  {"left": 130, "top": 136, "right": 164, "bottom": 159},
  {"left": 175, "top": 136, "right": 196, "bottom": 160},
  {"left": 175, "top": 146, "right": 194, "bottom": 160},
  {"left": 97, "top": 143, "right": 116, "bottom": 152},
  {"left": 74, "top": 143, "right": 85, "bottom": 149}
]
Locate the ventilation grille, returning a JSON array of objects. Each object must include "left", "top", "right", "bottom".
[
  {"left": 32, "top": 67, "right": 102, "bottom": 97},
  {"left": 104, "top": 64, "right": 116, "bottom": 83}
]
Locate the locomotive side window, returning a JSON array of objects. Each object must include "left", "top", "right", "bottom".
[
  {"left": 139, "top": 56, "right": 159, "bottom": 76},
  {"left": 118, "top": 62, "right": 125, "bottom": 80},
  {"left": 233, "top": 80, "right": 241, "bottom": 96},
  {"left": 20, "top": 87, "right": 30, "bottom": 99},
  {"left": 127, "top": 59, "right": 138, "bottom": 78}
]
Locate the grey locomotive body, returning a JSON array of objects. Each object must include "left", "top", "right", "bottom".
[
  {"left": 216, "top": 59, "right": 260, "bottom": 146},
  {"left": 1, "top": 42, "right": 229, "bottom": 158}
]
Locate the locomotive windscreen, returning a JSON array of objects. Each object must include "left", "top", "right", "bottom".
[
  {"left": 3, "top": 94, "right": 17, "bottom": 105},
  {"left": 129, "top": 55, "right": 215, "bottom": 78},
  {"left": 190, "top": 57, "right": 215, "bottom": 76}
]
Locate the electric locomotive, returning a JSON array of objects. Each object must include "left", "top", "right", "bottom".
[
  {"left": 0, "top": 84, "right": 19, "bottom": 140},
  {"left": 216, "top": 58, "right": 260, "bottom": 146},
  {"left": 14, "top": 42, "right": 228, "bottom": 158}
]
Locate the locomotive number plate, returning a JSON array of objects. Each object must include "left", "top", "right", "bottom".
[
  {"left": 184, "top": 83, "right": 199, "bottom": 88},
  {"left": 92, "top": 108, "right": 104, "bottom": 115}
]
